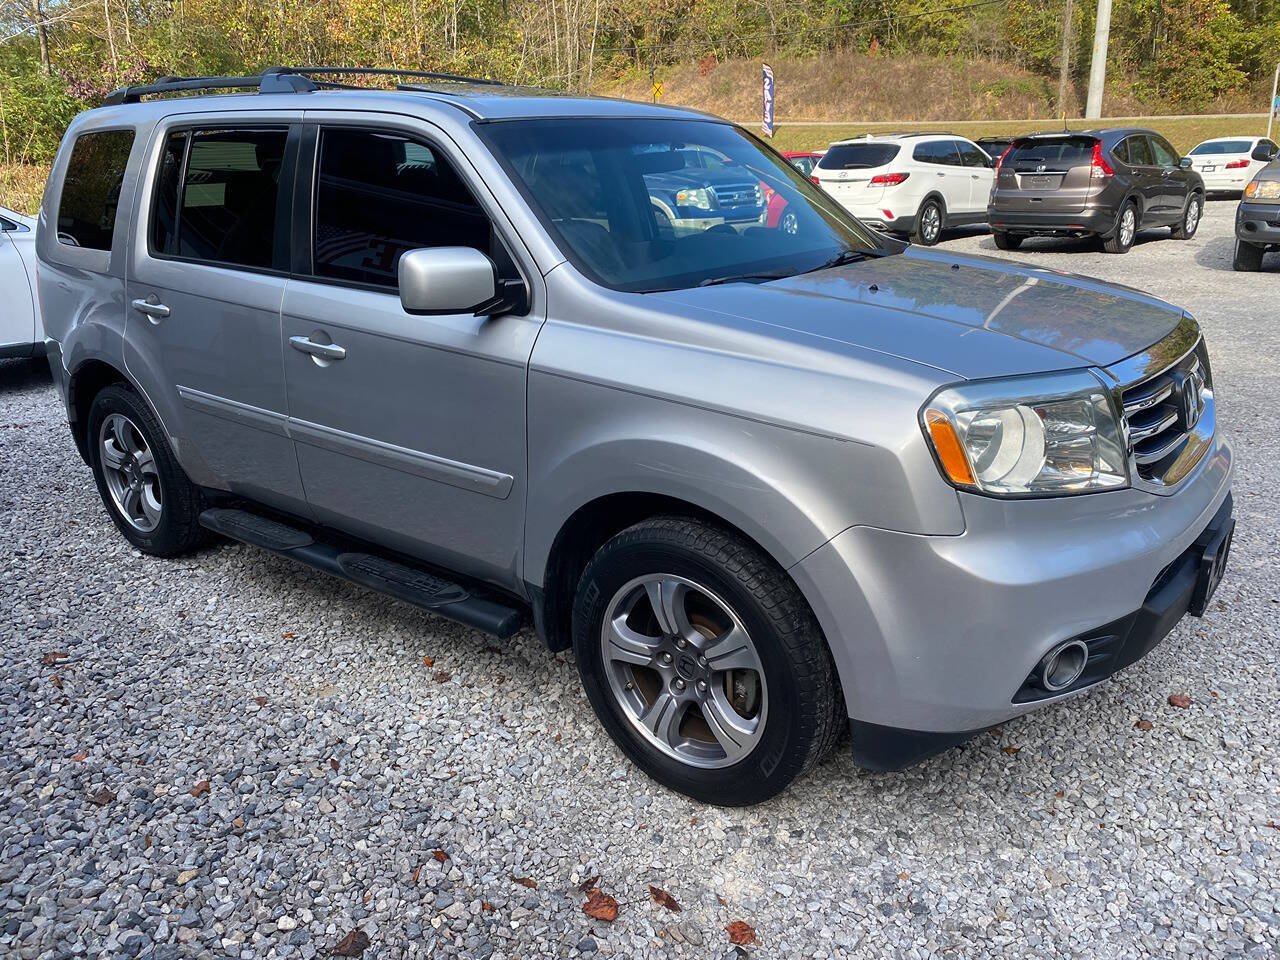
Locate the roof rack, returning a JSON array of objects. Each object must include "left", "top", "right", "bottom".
[{"left": 102, "top": 66, "right": 505, "bottom": 106}]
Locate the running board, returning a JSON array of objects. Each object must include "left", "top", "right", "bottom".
[{"left": 198, "top": 508, "right": 523, "bottom": 638}]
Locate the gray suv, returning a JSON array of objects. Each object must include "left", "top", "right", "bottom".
[{"left": 37, "top": 69, "right": 1235, "bottom": 805}]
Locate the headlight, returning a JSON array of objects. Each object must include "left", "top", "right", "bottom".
[
  {"left": 1244, "top": 179, "right": 1280, "bottom": 201},
  {"left": 675, "top": 187, "right": 712, "bottom": 210},
  {"left": 921, "top": 370, "right": 1128, "bottom": 497}
]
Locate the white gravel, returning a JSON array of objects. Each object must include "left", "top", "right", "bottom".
[{"left": 1, "top": 199, "right": 1278, "bottom": 959}]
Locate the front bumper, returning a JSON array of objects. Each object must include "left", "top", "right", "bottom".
[
  {"left": 988, "top": 206, "right": 1114, "bottom": 236},
  {"left": 1236, "top": 200, "right": 1280, "bottom": 246},
  {"left": 790, "top": 429, "right": 1233, "bottom": 765}
]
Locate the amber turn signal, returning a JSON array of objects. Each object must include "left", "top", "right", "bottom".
[{"left": 924, "top": 410, "right": 975, "bottom": 486}]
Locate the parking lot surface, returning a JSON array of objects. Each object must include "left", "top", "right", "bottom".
[{"left": 1, "top": 200, "right": 1277, "bottom": 959}]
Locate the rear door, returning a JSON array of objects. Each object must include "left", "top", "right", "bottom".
[
  {"left": 993, "top": 136, "right": 1097, "bottom": 213},
  {"left": 125, "top": 115, "right": 311, "bottom": 517},
  {"left": 956, "top": 139, "right": 995, "bottom": 212}
]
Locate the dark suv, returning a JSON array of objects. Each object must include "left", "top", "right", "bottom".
[{"left": 988, "top": 128, "right": 1204, "bottom": 253}]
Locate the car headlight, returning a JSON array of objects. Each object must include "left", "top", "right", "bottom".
[
  {"left": 921, "top": 370, "right": 1129, "bottom": 497},
  {"left": 1244, "top": 179, "right": 1280, "bottom": 201},
  {"left": 675, "top": 188, "right": 712, "bottom": 210}
]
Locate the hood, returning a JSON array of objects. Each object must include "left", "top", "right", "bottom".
[{"left": 653, "top": 247, "right": 1187, "bottom": 380}]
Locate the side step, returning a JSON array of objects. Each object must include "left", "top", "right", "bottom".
[{"left": 198, "top": 508, "right": 523, "bottom": 638}]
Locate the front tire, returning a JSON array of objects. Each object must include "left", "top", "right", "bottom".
[
  {"left": 572, "top": 517, "right": 842, "bottom": 805},
  {"left": 1170, "top": 194, "right": 1202, "bottom": 239},
  {"left": 1233, "top": 239, "right": 1264, "bottom": 272},
  {"left": 912, "top": 198, "right": 944, "bottom": 246},
  {"left": 87, "top": 383, "right": 210, "bottom": 556}
]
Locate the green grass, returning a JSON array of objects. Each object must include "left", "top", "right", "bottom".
[{"left": 767, "top": 115, "right": 1275, "bottom": 155}]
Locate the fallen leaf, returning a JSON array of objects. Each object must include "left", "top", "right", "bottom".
[
  {"left": 51, "top": 674, "right": 63, "bottom": 690},
  {"left": 726, "top": 920, "right": 758, "bottom": 945},
  {"left": 649, "top": 885, "right": 681, "bottom": 912},
  {"left": 578, "top": 874, "right": 600, "bottom": 893},
  {"left": 330, "top": 757, "right": 340, "bottom": 771},
  {"left": 1264, "top": 821, "right": 1280, "bottom": 831},
  {"left": 513, "top": 876, "right": 537, "bottom": 889},
  {"left": 481, "top": 901, "right": 494, "bottom": 912},
  {"left": 190, "top": 780, "right": 210, "bottom": 798},
  {"left": 716, "top": 894, "right": 728, "bottom": 907},
  {"left": 70, "top": 750, "right": 88, "bottom": 762},
  {"left": 232, "top": 817, "right": 244, "bottom": 828},
  {"left": 41, "top": 651, "right": 68, "bottom": 667},
  {"left": 554, "top": 732, "right": 561, "bottom": 742},
  {"left": 421, "top": 656, "right": 435, "bottom": 668},
  {"left": 411, "top": 866, "right": 421, "bottom": 884},
  {"left": 1168, "top": 693, "right": 1192, "bottom": 709},
  {"left": 177, "top": 610, "right": 186, "bottom": 618},
  {"left": 896, "top": 872, "right": 910, "bottom": 881},
  {"left": 432, "top": 849, "right": 449, "bottom": 863},
  {"left": 1002, "top": 745, "right": 1021, "bottom": 755},
  {"left": 1054, "top": 790, "right": 1064, "bottom": 798},
  {"left": 1134, "top": 719, "right": 1153, "bottom": 731},
  {"left": 1210, "top": 691, "right": 1220, "bottom": 699},
  {"left": 690, "top": 817, "right": 697, "bottom": 826},
  {"left": 331, "top": 930, "right": 371, "bottom": 957},
  {"left": 144, "top": 834, "right": 151, "bottom": 849},
  {"left": 432, "top": 670, "right": 452, "bottom": 682},
  {"left": 583, "top": 889, "right": 618, "bottom": 922},
  {"left": 281, "top": 631, "right": 296, "bottom": 640},
  {"left": 362, "top": 892, "right": 371, "bottom": 905},
  {"left": 89, "top": 788, "right": 114, "bottom": 807},
  {"left": 254, "top": 696, "right": 267, "bottom": 707}
]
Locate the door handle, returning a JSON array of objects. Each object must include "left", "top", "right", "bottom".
[
  {"left": 290, "top": 336, "right": 346, "bottom": 361},
  {"left": 131, "top": 298, "right": 170, "bottom": 321}
]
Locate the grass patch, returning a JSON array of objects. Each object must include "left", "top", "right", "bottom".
[{"left": 1, "top": 163, "right": 50, "bottom": 216}]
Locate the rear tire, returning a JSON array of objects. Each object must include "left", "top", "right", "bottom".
[
  {"left": 992, "top": 231, "right": 1023, "bottom": 250},
  {"left": 87, "top": 383, "right": 211, "bottom": 556},
  {"left": 572, "top": 517, "right": 842, "bottom": 805},
  {"left": 1170, "top": 194, "right": 1202, "bottom": 239},
  {"left": 1103, "top": 201, "right": 1137, "bottom": 254},
  {"left": 1233, "top": 239, "right": 1264, "bottom": 272},
  {"left": 912, "top": 199, "right": 944, "bottom": 246}
]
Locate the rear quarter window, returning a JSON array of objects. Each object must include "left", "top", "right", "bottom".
[
  {"left": 818, "top": 143, "right": 900, "bottom": 170},
  {"left": 57, "top": 129, "right": 135, "bottom": 250}
]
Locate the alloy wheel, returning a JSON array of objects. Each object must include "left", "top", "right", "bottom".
[
  {"left": 99, "top": 413, "right": 162, "bottom": 532},
  {"left": 921, "top": 204, "right": 941, "bottom": 243},
  {"left": 1120, "top": 207, "right": 1136, "bottom": 247},
  {"left": 599, "top": 574, "right": 767, "bottom": 769},
  {"left": 1185, "top": 201, "right": 1200, "bottom": 234}
]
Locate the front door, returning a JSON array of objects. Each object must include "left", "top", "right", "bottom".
[
  {"left": 124, "top": 117, "right": 310, "bottom": 516},
  {"left": 280, "top": 120, "right": 543, "bottom": 587},
  {"left": 1120, "top": 135, "right": 1162, "bottom": 224},
  {"left": 1148, "top": 135, "right": 1191, "bottom": 218}
]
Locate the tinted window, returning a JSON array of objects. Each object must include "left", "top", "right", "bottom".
[
  {"left": 1112, "top": 139, "right": 1130, "bottom": 164},
  {"left": 1005, "top": 138, "right": 1095, "bottom": 169},
  {"left": 956, "top": 140, "right": 990, "bottom": 168},
  {"left": 1126, "top": 136, "right": 1154, "bottom": 166},
  {"left": 1149, "top": 136, "right": 1179, "bottom": 166},
  {"left": 150, "top": 128, "right": 290, "bottom": 270},
  {"left": 313, "top": 128, "right": 492, "bottom": 289},
  {"left": 912, "top": 141, "right": 950, "bottom": 165},
  {"left": 1189, "top": 140, "right": 1253, "bottom": 155},
  {"left": 480, "top": 117, "right": 880, "bottom": 294},
  {"left": 818, "top": 143, "right": 900, "bottom": 169},
  {"left": 57, "top": 129, "right": 135, "bottom": 250}
]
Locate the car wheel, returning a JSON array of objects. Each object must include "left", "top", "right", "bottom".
[
  {"left": 992, "top": 231, "right": 1023, "bottom": 250},
  {"left": 1233, "top": 238, "right": 1264, "bottom": 272},
  {"left": 1171, "top": 194, "right": 1202, "bottom": 239},
  {"left": 87, "top": 383, "right": 211, "bottom": 556},
  {"left": 912, "top": 199, "right": 944, "bottom": 246},
  {"left": 1103, "top": 202, "right": 1137, "bottom": 254},
  {"left": 780, "top": 210, "right": 799, "bottom": 235},
  {"left": 572, "top": 517, "right": 842, "bottom": 805}
]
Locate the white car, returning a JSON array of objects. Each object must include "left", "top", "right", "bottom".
[
  {"left": 1186, "top": 136, "right": 1279, "bottom": 195},
  {"left": 1, "top": 205, "right": 43, "bottom": 359},
  {"left": 812, "top": 133, "right": 995, "bottom": 245}
]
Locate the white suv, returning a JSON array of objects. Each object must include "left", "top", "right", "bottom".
[{"left": 812, "top": 134, "right": 995, "bottom": 245}]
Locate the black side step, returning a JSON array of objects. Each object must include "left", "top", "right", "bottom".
[{"left": 198, "top": 508, "right": 523, "bottom": 638}]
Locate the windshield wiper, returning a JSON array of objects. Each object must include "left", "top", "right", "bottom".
[
  {"left": 697, "top": 271, "right": 794, "bottom": 287},
  {"left": 803, "top": 249, "right": 868, "bottom": 274}
]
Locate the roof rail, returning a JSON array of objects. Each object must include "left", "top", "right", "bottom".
[{"left": 102, "top": 65, "right": 504, "bottom": 106}]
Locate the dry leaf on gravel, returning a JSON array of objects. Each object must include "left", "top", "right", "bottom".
[
  {"left": 331, "top": 930, "right": 371, "bottom": 957},
  {"left": 70, "top": 750, "right": 88, "bottom": 762},
  {"left": 583, "top": 889, "right": 618, "bottom": 922},
  {"left": 1134, "top": 719, "right": 1153, "bottom": 730},
  {"left": 482, "top": 901, "right": 494, "bottom": 911},
  {"left": 190, "top": 780, "right": 210, "bottom": 798},
  {"left": 513, "top": 876, "right": 537, "bottom": 889},
  {"left": 330, "top": 757, "right": 340, "bottom": 771},
  {"left": 51, "top": 674, "right": 63, "bottom": 689},
  {"left": 89, "top": 788, "right": 114, "bottom": 807},
  {"left": 422, "top": 656, "right": 434, "bottom": 667},
  {"left": 433, "top": 670, "right": 452, "bottom": 682},
  {"left": 281, "top": 631, "right": 296, "bottom": 639},
  {"left": 432, "top": 849, "right": 449, "bottom": 863},
  {"left": 726, "top": 920, "right": 758, "bottom": 945},
  {"left": 41, "top": 651, "right": 68, "bottom": 666},
  {"left": 254, "top": 696, "right": 267, "bottom": 706},
  {"left": 649, "top": 885, "right": 681, "bottom": 912},
  {"left": 1001, "top": 745, "right": 1021, "bottom": 755},
  {"left": 1168, "top": 693, "right": 1192, "bottom": 709}
]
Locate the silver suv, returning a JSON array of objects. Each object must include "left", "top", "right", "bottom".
[{"left": 37, "top": 69, "right": 1235, "bottom": 805}]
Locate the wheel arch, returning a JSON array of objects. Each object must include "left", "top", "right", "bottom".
[{"left": 66, "top": 358, "right": 130, "bottom": 463}]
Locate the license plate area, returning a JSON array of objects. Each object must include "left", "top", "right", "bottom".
[
  {"left": 1019, "top": 174, "right": 1061, "bottom": 190},
  {"left": 1199, "top": 164, "right": 1217, "bottom": 173}
]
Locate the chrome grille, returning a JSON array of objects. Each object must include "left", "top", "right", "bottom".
[
  {"left": 1119, "top": 343, "right": 1208, "bottom": 485},
  {"left": 711, "top": 182, "right": 763, "bottom": 209}
]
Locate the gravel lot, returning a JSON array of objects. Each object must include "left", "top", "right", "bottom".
[{"left": 2, "top": 199, "right": 1278, "bottom": 960}]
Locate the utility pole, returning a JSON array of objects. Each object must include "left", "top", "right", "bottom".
[
  {"left": 1085, "top": 0, "right": 1112, "bottom": 120},
  {"left": 1057, "top": 0, "right": 1075, "bottom": 117}
]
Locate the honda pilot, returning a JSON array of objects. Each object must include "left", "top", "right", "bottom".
[{"left": 37, "top": 69, "right": 1234, "bottom": 804}]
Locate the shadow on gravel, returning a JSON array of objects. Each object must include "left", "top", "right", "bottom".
[
  {"left": 975, "top": 229, "right": 1172, "bottom": 255},
  {"left": 0, "top": 356, "right": 51, "bottom": 393},
  {"left": 1194, "top": 234, "right": 1280, "bottom": 273}
]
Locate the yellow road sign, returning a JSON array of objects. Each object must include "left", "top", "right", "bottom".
[{"left": 652, "top": 81, "right": 663, "bottom": 100}]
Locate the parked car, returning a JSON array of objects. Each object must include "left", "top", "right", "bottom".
[
  {"left": 975, "top": 136, "right": 1015, "bottom": 162},
  {"left": 812, "top": 133, "right": 995, "bottom": 245},
  {"left": 1, "top": 205, "right": 43, "bottom": 360},
  {"left": 989, "top": 128, "right": 1204, "bottom": 253},
  {"left": 782, "top": 151, "right": 823, "bottom": 177},
  {"left": 1186, "top": 136, "right": 1279, "bottom": 196},
  {"left": 644, "top": 145, "right": 766, "bottom": 236},
  {"left": 38, "top": 69, "right": 1234, "bottom": 805},
  {"left": 1233, "top": 159, "right": 1280, "bottom": 271}
]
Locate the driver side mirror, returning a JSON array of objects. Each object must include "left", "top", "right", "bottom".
[
  {"left": 398, "top": 246, "right": 520, "bottom": 316},
  {"left": 1179, "top": 156, "right": 1193, "bottom": 169}
]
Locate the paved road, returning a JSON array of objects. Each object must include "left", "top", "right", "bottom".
[{"left": 0, "top": 199, "right": 1277, "bottom": 959}]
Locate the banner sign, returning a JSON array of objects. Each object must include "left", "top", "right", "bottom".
[{"left": 762, "top": 63, "right": 775, "bottom": 138}]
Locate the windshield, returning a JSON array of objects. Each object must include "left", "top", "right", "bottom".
[
  {"left": 1189, "top": 140, "right": 1253, "bottom": 155},
  {"left": 818, "top": 143, "right": 901, "bottom": 170},
  {"left": 479, "top": 117, "right": 883, "bottom": 293}
]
